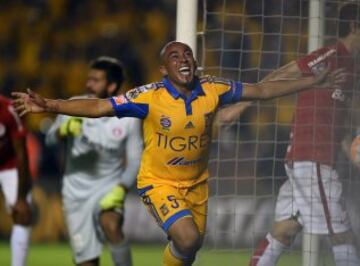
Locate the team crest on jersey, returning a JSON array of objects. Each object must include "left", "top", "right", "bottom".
[
  {"left": 160, "top": 115, "right": 171, "bottom": 130},
  {"left": 113, "top": 95, "right": 128, "bottom": 105},
  {"left": 112, "top": 127, "right": 123, "bottom": 138},
  {"left": 0, "top": 123, "right": 5, "bottom": 137}
]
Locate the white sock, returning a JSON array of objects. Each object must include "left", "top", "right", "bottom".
[
  {"left": 333, "top": 244, "right": 360, "bottom": 266},
  {"left": 10, "top": 225, "right": 31, "bottom": 266},
  {"left": 109, "top": 239, "right": 132, "bottom": 266},
  {"left": 256, "top": 233, "right": 287, "bottom": 266}
]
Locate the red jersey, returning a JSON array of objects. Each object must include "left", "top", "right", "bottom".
[
  {"left": 0, "top": 95, "right": 27, "bottom": 171},
  {"left": 286, "top": 42, "right": 354, "bottom": 166}
]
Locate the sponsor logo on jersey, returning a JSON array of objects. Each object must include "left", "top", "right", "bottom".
[
  {"left": 113, "top": 95, "right": 128, "bottom": 105},
  {"left": 184, "top": 121, "right": 195, "bottom": 129},
  {"left": 0, "top": 123, "right": 6, "bottom": 137},
  {"left": 203, "top": 75, "right": 232, "bottom": 86},
  {"left": 307, "top": 48, "right": 336, "bottom": 68},
  {"left": 126, "top": 83, "right": 153, "bottom": 100},
  {"left": 160, "top": 115, "right": 171, "bottom": 130},
  {"left": 156, "top": 132, "right": 210, "bottom": 152},
  {"left": 167, "top": 156, "right": 202, "bottom": 166}
]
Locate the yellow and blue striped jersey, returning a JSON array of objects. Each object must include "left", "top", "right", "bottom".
[{"left": 110, "top": 76, "right": 242, "bottom": 188}]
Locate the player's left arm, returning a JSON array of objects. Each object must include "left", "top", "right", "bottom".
[
  {"left": 241, "top": 66, "right": 346, "bottom": 100},
  {"left": 100, "top": 119, "right": 143, "bottom": 211},
  {"left": 213, "top": 60, "right": 316, "bottom": 126},
  {"left": 7, "top": 105, "right": 32, "bottom": 225}
]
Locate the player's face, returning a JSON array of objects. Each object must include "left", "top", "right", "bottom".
[
  {"left": 86, "top": 69, "right": 108, "bottom": 98},
  {"left": 160, "top": 42, "right": 197, "bottom": 88}
]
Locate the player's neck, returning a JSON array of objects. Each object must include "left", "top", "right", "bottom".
[
  {"left": 339, "top": 37, "right": 353, "bottom": 55},
  {"left": 170, "top": 80, "right": 194, "bottom": 98}
]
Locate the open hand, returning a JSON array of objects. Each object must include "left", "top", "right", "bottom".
[
  {"left": 12, "top": 89, "right": 47, "bottom": 117},
  {"left": 315, "top": 67, "right": 348, "bottom": 89}
]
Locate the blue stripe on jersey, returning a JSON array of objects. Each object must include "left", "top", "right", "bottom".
[
  {"left": 137, "top": 185, "right": 154, "bottom": 196},
  {"left": 110, "top": 98, "right": 149, "bottom": 119},
  {"left": 218, "top": 81, "right": 243, "bottom": 107},
  {"left": 162, "top": 209, "right": 192, "bottom": 232}
]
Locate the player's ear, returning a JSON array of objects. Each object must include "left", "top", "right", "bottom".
[{"left": 160, "top": 65, "right": 168, "bottom": 76}]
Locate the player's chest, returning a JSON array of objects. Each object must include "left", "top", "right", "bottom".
[
  {"left": 80, "top": 118, "right": 127, "bottom": 148},
  {"left": 148, "top": 98, "right": 216, "bottom": 135}
]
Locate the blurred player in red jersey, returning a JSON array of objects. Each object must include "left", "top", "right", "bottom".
[
  {"left": 246, "top": 4, "right": 360, "bottom": 266},
  {"left": 0, "top": 95, "right": 32, "bottom": 266}
]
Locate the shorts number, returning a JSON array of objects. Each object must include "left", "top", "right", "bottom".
[{"left": 167, "top": 195, "right": 179, "bottom": 209}]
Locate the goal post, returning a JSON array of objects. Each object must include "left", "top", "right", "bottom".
[
  {"left": 176, "top": 0, "right": 199, "bottom": 57},
  {"left": 303, "top": 2, "right": 325, "bottom": 265}
]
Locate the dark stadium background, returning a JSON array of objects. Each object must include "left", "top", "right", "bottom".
[{"left": 0, "top": 1, "right": 359, "bottom": 265}]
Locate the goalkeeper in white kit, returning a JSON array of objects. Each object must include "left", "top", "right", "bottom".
[{"left": 46, "top": 57, "right": 143, "bottom": 266}]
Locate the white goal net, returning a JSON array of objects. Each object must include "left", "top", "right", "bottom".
[{"left": 193, "top": 0, "right": 360, "bottom": 265}]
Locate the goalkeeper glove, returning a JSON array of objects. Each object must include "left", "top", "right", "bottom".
[
  {"left": 100, "top": 185, "right": 127, "bottom": 212},
  {"left": 59, "top": 117, "right": 83, "bottom": 137}
]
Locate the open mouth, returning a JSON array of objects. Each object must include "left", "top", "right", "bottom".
[{"left": 179, "top": 66, "right": 191, "bottom": 76}]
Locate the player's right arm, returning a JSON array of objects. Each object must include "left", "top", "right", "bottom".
[
  {"left": 12, "top": 89, "right": 114, "bottom": 118},
  {"left": 12, "top": 88, "right": 151, "bottom": 120}
]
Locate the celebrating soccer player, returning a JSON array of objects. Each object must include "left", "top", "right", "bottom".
[
  {"left": 0, "top": 95, "right": 32, "bottom": 266},
  {"left": 246, "top": 4, "right": 360, "bottom": 266},
  {"left": 12, "top": 40, "right": 346, "bottom": 266},
  {"left": 45, "top": 57, "right": 143, "bottom": 266}
]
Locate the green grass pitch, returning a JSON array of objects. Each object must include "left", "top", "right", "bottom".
[{"left": 0, "top": 242, "right": 334, "bottom": 265}]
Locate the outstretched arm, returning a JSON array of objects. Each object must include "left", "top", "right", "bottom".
[
  {"left": 12, "top": 89, "right": 114, "bottom": 117},
  {"left": 212, "top": 61, "right": 305, "bottom": 126},
  {"left": 261, "top": 60, "right": 302, "bottom": 82},
  {"left": 241, "top": 66, "right": 347, "bottom": 101},
  {"left": 213, "top": 101, "right": 252, "bottom": 128}
]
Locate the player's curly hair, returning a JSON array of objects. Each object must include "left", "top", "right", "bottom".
[
  {"left": 339, "top": 3, "right": 360, "bottom": 38},
  {"left": 90, "top": 56, "right": 125, "bottom": 94}
]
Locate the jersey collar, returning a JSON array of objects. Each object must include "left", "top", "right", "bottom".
[{"left": 162, "top": 76, "right": 205, "bottom": 101}]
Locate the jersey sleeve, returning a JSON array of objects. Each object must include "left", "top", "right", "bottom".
[
  {"left": 110, "top": 87, "right": 152, "bottom": 119},
  {"left": 209, "top": 77, "right": 243, "bottom": 107},
  {"left": 296, "top": 47, "right": 331, "bottom": 76},
  {"left": 6, "top": 104, "right": 26, "bottom": 139}
]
